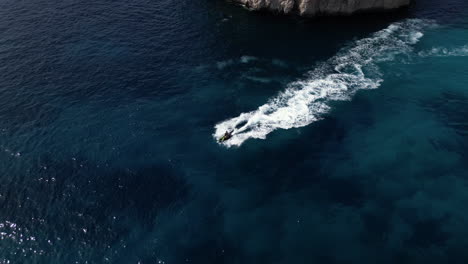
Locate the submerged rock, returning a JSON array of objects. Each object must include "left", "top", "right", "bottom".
[{"left": 233, "top": 0, "right": 411, "bottom": 16}]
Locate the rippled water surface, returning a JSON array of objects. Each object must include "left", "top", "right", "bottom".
[{"left": 1, "top": 0, "right": 468, "bottom": 263}]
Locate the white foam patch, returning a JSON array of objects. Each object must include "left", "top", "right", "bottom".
[
  {"left": 409, "top": 32, "right": 424, "bottom": 44},
  {"left": 418, "top": 45, "right": 468, "bottom": 57},
  {"left": 216, "top": 59, "right": 235, "bottom": 70},
  {"left": 216, "top": 56, "right": 259, "bottom": 69},
  {"left": 214, "top": 19, "right": 434, "bottom": 147},
  {"left": 240, "top": 55, "right": 258, "bottom": 63}
]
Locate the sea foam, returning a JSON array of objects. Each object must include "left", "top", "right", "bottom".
[
  {"left": 418, "top": 45, "right": 468, "bottom": 57},
  {"left": 214, "top": 19, "right": 434, "bottom": 147}
]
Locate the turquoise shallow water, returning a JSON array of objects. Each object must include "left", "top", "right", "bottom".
[{"left": 1, "top": 0, "right": 468, "bottom": 263}]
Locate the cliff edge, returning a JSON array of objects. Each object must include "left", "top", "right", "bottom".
[{"left": 233, "top": 0, "right": 411, "bottom": 16}]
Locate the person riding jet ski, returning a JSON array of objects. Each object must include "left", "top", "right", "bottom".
[{"left": 219, "top": 130, "right": 233, "bottom": 142}]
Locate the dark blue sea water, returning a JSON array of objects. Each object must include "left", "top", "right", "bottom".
[{"left": 1, "top": 0, "right": 468, "bottom": 263}]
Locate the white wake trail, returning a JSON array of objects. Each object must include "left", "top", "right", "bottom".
[{"left": 214, "top": 19, "right": 434, "bottom": 147}]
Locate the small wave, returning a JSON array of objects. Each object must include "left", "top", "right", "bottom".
[
  {"left": 216, "top": 56, "right": 258, "bottom": 69},
  {"left": 242, "top": 75, "right": 273, "bottom": 83},
  {"left": 216, "top": 59, "right": 236, "bottom": 70},
  {"left": 272, "top": 59, "right": 288, "bottom": 68},
  {"left": 418, "top": 45, "right": 468, "bottom": 57},
  {"left": 214, "top": 19, "right": 434, "bottom": 147},
  {"left": 240, "top": 55, "right": 258, "bottom": 63},
  {"left": 213, "top": 56, "right": 288, "bottom": 70}
]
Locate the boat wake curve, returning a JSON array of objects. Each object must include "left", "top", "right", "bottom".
[{"left": 214, "top": 19, "right": 435, "bottom": 147}]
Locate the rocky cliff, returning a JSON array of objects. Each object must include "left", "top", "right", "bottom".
[{"left": 233, "top": 0, "right": 411, "bottom": 16}]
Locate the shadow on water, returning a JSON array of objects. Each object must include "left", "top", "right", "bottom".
[{"left": 211, "top": 0, "right": 412, "bottom": 63}]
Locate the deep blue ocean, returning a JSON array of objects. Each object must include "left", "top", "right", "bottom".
[{"left": 1, "top": 0, "right": 468, "bottom": 263}]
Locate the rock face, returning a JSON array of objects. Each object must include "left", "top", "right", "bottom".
[{"left": 233, "top": 0, "right": 411, "bottom": 16}]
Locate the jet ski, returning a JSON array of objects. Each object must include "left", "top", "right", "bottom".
[{"left": 218, "top": 131, "right": 233, "bottom": 142}]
